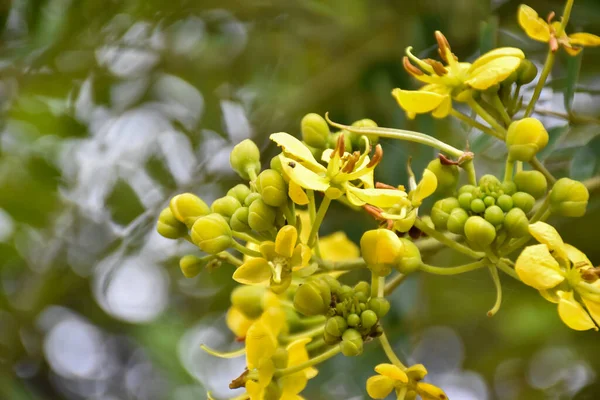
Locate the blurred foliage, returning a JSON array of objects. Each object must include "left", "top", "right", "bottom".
[{"left": 0, "top": 0, "right": 600, "bottom": 399}]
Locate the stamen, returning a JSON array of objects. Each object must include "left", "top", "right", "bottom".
[
  {"left": 435, "top": 31, "right": 451, "bottom": 62},
  {"left": 342, "top": 155, "right": 358, "bottom": 173},
  {"left": 366, "top": 144, "right": 383, "bottom": 168},
  {"left": 375, "top": 182, "right": 398, "bottom": 190},
  {"left": 424, "top": 59, "right": 448, "bottom": 76},
  {"left": 546, "top": 11, "right": 555, "bottom": 25},
  {"left": 549, "top": 36, "right": 559, "bottom": 52},
  {"left": 405, "top": 47, "right": 435, "bottom": 74},
  {"left": 336, "top": 133, "right": 345, "bottom": 157},
  {"left": 403, "top": 56, "right": 424, "bottom": 76},
  {"left": 363, "top": 204, "right": 384, "bottom": 219}
]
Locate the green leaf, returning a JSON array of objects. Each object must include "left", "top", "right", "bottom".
[
  {"left": 564, "top": 52, "right": 582, "bottom": 113},
  {"left": 570, "top": 146, "right": 597, "bottom": 181},
  {"left": 479, "top": 17, "right": 498, "bottom": 54},
  {"left": 537, "top": 124, "right": 569, "bottom": 161}
]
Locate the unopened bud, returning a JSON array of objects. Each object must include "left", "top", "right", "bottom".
[
  {"left": 368, "top": 298, "right": 391, "bottom": 318},
  {"left": 231, "top": 286, "right": 266, "bottom": 319},
  {"left": 464, "top": 216, "right": 496, "bottom": 247},
  {"left": 360, "top": 229, "right": 405, "bottom": 277},
  {"left": 506, "top": 118, "right": 549, "bottom": 162},
  {"left": 340, "top": 329, "right": 363, "bottom": 356},
  {"left": 550, "top": 178, "right": 589, "bottom": 217},
  {"left": 230, "top": 207, "right": 251, "bottom": 232},
  {"left": 293, "top": 277, "right": 332, "bottom": 316},
  {"left": 157, "top": 207, "right": 188, "bottom": 239},
  {"left": 211, "top": 196, "right": 242, "bottom": 220},
  {"left": 479, "top": 174, "right": 501, "bottom": 194},
  {"left": 447, "top": 207, "right": 469, "bottom": 234},
  {"left": 256, "top": 169, "right": 287, "bottom": 207},
  {"left": 190, "top": 214, "right": 232, "bottom": 254},
  {"left": 354, "top": 281, "right": 370, "bottom": 296},
  {"left": 179, "top": 255, "right": 208, "bottom": 278},
  {"left": 512, "top": 192, "right": 535, "bottom": 213},
  {"left": 497, "top": 194, "right": 514, "bottom": 212},
  {"left": 227, "top": 184, "right": 252, "bottom": 204},
  {"left": 516, "top": 59, "right": 538, "bottom": 85},
  {"left": 396, "top": 238, "right": 422, "bottom": 274},
  {"left": 301, "top": 113, "right": 330, "bottom": 149},
  {"left": 458, "top": 192, "right": 473, "bottom": 210},
  {"left": 350, "top": 119, "right": 379, "bottom": 147},
  {"left": 329, "top": 132, "right": 352, "bottom": 153},
  {"left": 504, "top": 208, "right": 529, "bottom": 238},
  {"left": 244, "top": 192, "right": 262, "bottom": 207},
  {"left": 431, "top": 197, "right": 460, "bottom": 230},
  {"left": 248, "top": 198, "right": 277, "bottom": 232},
  {"left": 230, "top": 139, "right": 261, "bottom": 180},
  {"left": 270, "top": 155, "right": 283, "bottom": 174},
  {"left": 361, "top": 310, "right": 378, "bottom": 330},
  {"left": 514, "top": 170, "right": 547, "bottom": 199},
  {"left": 170, "top": 193, "right": 211, "bottom": 228},
  {"left": 484, "top": 205, "right": 505, "bottom": 226},
  {"left": 325, "top": 316, "right": 348, "bottom": 337},
  {"left": 427, "top": 158, "right": 459, "bottom": 196}
]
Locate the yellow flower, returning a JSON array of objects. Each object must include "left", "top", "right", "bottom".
[
  {"left": 270, "top": 132, "right": 408, "bottom": 208},
  {"left": 226, "top": 288, "right": 279, "bottom": 339},
  {"left": 393, "top": 31, "right": 524, "bottom": 119},
  {"left": 366, "top": 363, "right": 447, "bottom": 400},
  {"left": 233, "top": 225, "right": 311, "bottom": 293},
  {"left": 515, "top": 221, "right": 600, "bottom": 331},
  {"left": 518, "top": 4, "right": 600, "bottom": 56}
]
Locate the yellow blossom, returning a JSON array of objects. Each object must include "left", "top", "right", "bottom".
[
  {"left": 226, "top": 288, "right": 279, "bottom": 340},
  {"left": 518, "top": 4, "right": 600, "bottom": 55},
  {"left": 393, "top": 31, "right": 524, "bottom": 118},
  {"left": 515, "top": 221, "right": 600, "bottom": 331},
  {"left": 366, "top": 363, "right": 447, "bottom": 400}
]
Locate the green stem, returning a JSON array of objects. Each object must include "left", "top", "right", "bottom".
[
  {"left": 530, "top": 194, "right": 551, "bottom": 223},
  {"left": 280, "top": 325, "right": 325, "bottom": 343},
  {"left": 231, "top": 241, "right": 262, "bottom": 258},
  {"left": 466, "top": 98, "right": 507, "bottom": 138},
  {"left": 524, "top": 51, "right": 555, "bottom": 118},
  {"left": 384, "top": 273, "right": 407, "bottom": 296},
  {"left": 379, "top": 330, "right": 406, "bottom": 370},
  {"left": 496, "top": 259, "right": 521, "bottom": 281},
  {"left": 306, "top": 190, "right": 322, "bottom": 258},
  {"left": 449, "top": 108, "right": 500, "bottom": 138},
  {"left": 557, "top": 0, "right": 575, "bottom": 36},
  {"left": 274, "top": 345, "right": 341, "bottom": 378},
  {"left": 216, "top": 252, "right": 244, "bottom": 267},
  {"left": 308, "top": 195, "right": 332, "bottom": 248},
  {"left": 487, "top": 264, "right": 502, "bottom": 317},
  {"left": 232, "top": 231, "right": 261, "bottom": 244},
  {"left": 529, "top": 157, "right": 556, "bottom": 185},
  {"left": 316, "top": 258, "right": 367, "bottom": 271},
  {"left": 499, "top": 236, "right": 531, "bottom": 257},
  {"left": 371, "top": 271, "right": 380, "bottom": 298},
  {"left": 492, "top": 94, "right": 512, "bottom": 126},
  {"left": 419, "top": 260, "right": 487, "bottom": 275},
  {"left": 414, "top": 219, "right": 485, "bottom": 259},
  {"left": 298, "top": 315, "right": 327, "bottom": 328},
  {"left": 462, "top": 160, "right": 477, "bottom": 186},
  {"left": 504, "top": 160, "right": 514, "bottom": 183},
  {"left": 306, "top": 338, "right": 326, "bottom": 352},
  {"left": 280, "top": 201, "right": 296, "bottom": 227}
]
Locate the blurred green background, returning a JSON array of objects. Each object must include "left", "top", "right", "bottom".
[{"left": 1, "top": 0, "right": 600, "bottom": 399}]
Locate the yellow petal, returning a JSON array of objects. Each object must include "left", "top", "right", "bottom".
[
  {"left": 374, "top": 363, "right": 409, "bottom": 382},
  {"left": 259, "top": 241, "right": 277, "bottom": 260},
  {"left": 226, "top": 306, "right": 254, "bottom": 338},
  {"left": 417, "top": 382, "right": 448, "bottom": 400},
  {"left": 296, "top": 210, "right": 311, "bottom": 244},
  {"left": 557, "top": 290, "right": 597, "bottom": 331},
  {"left": 318, "top": 231, "right": 360, "bottom": 262},
  {"left": 563, "top": 44, "right": 583, "bottom": 56},
  {"left": 431, "top": 94, "right": 452, "bottom": 119},
  {"left": 280, "top": 155, "right": 330, "bottom": 193},
  {"left": 320, "top": 149, "right": 334, "bottom": 164},
  {"left": 275, "top": 225, "right": 298, "bottom": 259},
  {"left": 517, "top": 4, "right": 551, "bottom": 43},
  {"left": 581, "top": 294, "right": 600, "bottom": 327},
  {"left": 270, "top": 132, "right": 325, "bottom": 172},
  {"left": 289, "top": 180, "right": 309, "bottom": 205},
  {"left": 465, "top": 56, "right": 522, "bottom": 90},
  {"left": 515, "top": 244, "right": 565, "bottom": 289},
  {"left": 564, "top": 243, "right": 592, "bottom": 267},
  {"left": 539, "top": 288, "right": 560, "bottom": 304},
  {"left": 232, "top": 258, "right": 272, "bottom": 285},
  {"left": 290, "top": 243, "right": 312, "bottom": 270},
  {"left": 528, "top": 222, "right": 567, "bottom": 259},
  {"left": 568, "top": 32, "right": 600, "bottom": 47},
  {"left": 260, "top": 305, "right": 286, "bottom": 337},
  {"left": 280, "top": 338, "right": 312, "bottom": 396},
  {"left": 346, "top": 186, "right": 408, "bottom": 208},
  {"left": 470, "top": 47, "right": 525, "bottom": 71},
  {"left": 391, "top": 88, "right": 449, "bottom": 114},
  {"left": 246, "top": 380, "right": 264, "bottom": 400},
  {"left": 411, "top": 169, "right": 438, "bottom": 206},
  {"left": 366, "top": 375, "right": 396, "bottom": 399},
  {"left": 245, "top": 321, "right": 278, "bottom": 369}
]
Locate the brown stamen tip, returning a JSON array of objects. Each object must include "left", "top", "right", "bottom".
[
  {"left": 363, "top": 204, "right": 384, "bottom": 219},
  {"left": 403, "top": 56, "right": 424, "bottom": 76},
  {"left": 342, "top": 156, "right": 358, "bottom": 173},
  {"left": 439, "top": 153, "right": 459, "bottom": 166},
  {"left": 375, "top": 182, "right": 398, "bottom": 190},
  {"left": 386, "top": 219, "right": 394, "bottom": 230},
  {"left": 435, "top": 31, "right": 451, "bottom": 60},
  {"left": 336, "top": 133, "right": 346, "bottom": 157},
  {"left": 229, "top": 369, "right": 249, "bottom": 389},
  {"left": 549, "top": 36, "right": 559, "bottom": 52},
  {"left": 547, "top": 11, "right": 555, "bottom": 25},
  {"left": 425, "top": 59, "right": 448, "bottom": 76},
  {"left": 366, "top": 144, "right": 383, "bottom": 168}
]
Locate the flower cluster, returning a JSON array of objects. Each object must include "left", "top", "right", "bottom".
[{"left": 158, "top": 1, "right": 598, "bottom": 399}]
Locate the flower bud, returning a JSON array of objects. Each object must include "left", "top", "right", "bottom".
[
  {"left": 426, "top": 158, "right": 459, "bottom": 196},
  {"left": 516, "top": 59, "right": 538, "bottom": 85},
  {"left": 514, "top": 170, "right": 547, "bottom": 199},
  {"left": 484, "top": 196, "right": 495, "bottom": 207},
  {"left": 360, "top": 229, "right": 404, "bottom": 277},
  {"left": 368, "top": 298, "right": 391, "bottom": 318},
  {"left": 431, "top": 197, "right": 460, "bottom": 230},
  {"left": 549, "top": 178, "right": 589, "bottom": 217},
  {"left": 447, "top": 208, "right": 469, "bottom": 235},
  {"left": 322, "top": 275, "right": 342, "bottom": 295},
  {"left": 484, "top": 205, "right": 504, "bottom": 226},
  {"left": 361, "top": 310, "right": 378, "bottom": 330},
  {"left": 211, "top": 196, "right": 242, "bottom": 220},
  {"left": 157, "top": 207, "right": 188, "bottom": 239},
  {"left": 227, "top": 184, "right": 252, "bottom": 204},
  {"left": 351, "top": 119, "right": 379, "bottom": 146},
  {"left": 270, "top": 155, "right": 283, "bottom": 174},
  {"left": 464, "top": 216, "right": 496, "bottom": 247},
  {"left": 244, "top": 192, "right": 262, "bottom": 206},
  {"left": 479, "top": 174, "right": 501, "bottom": 193},
  {"left": 497, "top": 194, "right": 513, "bottom": 212},
  {"left": 325, "top": 316, "right": 348, "bottom": 337},
  {"left": 470, "top": 198, "right": 486, "bottom": 214},
  {"left": 340, "top": 329, "right": 363, "bottom": 356},
  {"left": 329, "top": 132, "right": 352, "bottom": 153},
  {"left": 503, "top": 208, "right": 529, "bottom": 238},
  {"left": 179, "top": 255, "right": 207, "bottom": 278},
  {"left": 301, "top": 113, "right": 330, "bottom": 148},
  {"left": 272, "top": 347, "right": 288, "bottom": 370},
  {"left": 395, "top": 238, "right": 422, "bottom": 274},
  {"left": 506, "top": 118, "right": 549, "bottom": 162},
  {"left": 293, "top": 277, "right": 331, "bottom": 316},
  {"left": 230, "top": 139, "right": 261, "bottom": 180},
  {"left": 458, "top": 184, "right": 477, "bottom": 195},
  {"left": 230, "top": 207, "right": 251, "bottom": 232},
  {"left": 190, "top": 214, "right": 232, "bottom": 254},
  {"left": 338, "top": 285, "right": 353, "bottom": 301},
  {"left": 231, "top": 286, "right": 266, "bottom": 319},
  {"left": 169, "top": 193, "right": 211, "bottom": 228},
  {"left": 354, "top": 281, "right": 370, "bottom": 296},
  {"left": 347, "top": 313, "right": 360, "bottom": 327},
  {"left": 323, "top": 330, "right": 340, "bottom": 345},
  {"left": 458, "top": 192, "right": 473, "bottom": 210},
  {"left": 263, "top": 382, "right": 283, "bottom": 400},
  {"left": 248, "top": 199, "right": 277, "bottom": 232},
  {"left": 500, "top": 181, "right": 517, "bottom": 195},
  {"left": 512, "top": 192, "right": 535, "bottom": 213},
  {"left": 256, "top": 169, "right": 287, "bottom": 207}
]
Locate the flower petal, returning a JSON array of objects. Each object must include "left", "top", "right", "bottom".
[
  {"left": 391, "top": 88, "right": 449, "bottom": 114},
  {"left": 366, "top": 375, "right": 396, "bottom": 399},
  {"left": 515, "top": 244, "right": 565, "bottom": 289},
  {"left": 275, "top": 225, "right": 298, "bottom": 259},
  {"left": 564, "top": 243, "right": 592, "bottom": 267},
  {"left": 245, "top": 321, "right": 278, "bottom": 369},
  {"left": 431, "top": 94, "right": 452, "bottom": 118},
  {"left": 270, "top": 132, "right": 325, "bottom": 172},
  {"left": 557, "top": 290, "right": 597, "bottom": 331},
  {"left": 528, "top": 222, "right": 567, "bottom": 259},
  {"left": 233, "top": 258, "right": 272, "bottom": 285},
  {"left": 581, "top": 294, "right": 600, "bottom": 327},
  {"left": 568, "top": 32, "right": 600, "bottom": 47},
  {"left": 260, "top": 242, "right": 277, "bottom": 260},
  {"left": 465, "top": 56, "right": 522, "bottom": 90},
  {"left": 347, "top": 186, "right": 409, "bottom": 208},
  {"left": 470, "top": 47, "right": 525, "bottom": 71},
  {"left": 281, "top": 155, "right": 330, "bottom": 193},
  {"left": 517, "top": 4, "right": 551, "bottom": 43},
  {"left": 290, "top": 243, "right": 312, "bottom": 270},
  {"left": 411, "top": 169, "right": 438, "bottom": 206},
  {"left": 417, "top": 382, "right": 448, "bottom": 400},
  {"left": 374, "top": 363, "right": 409, "bottom": 382},
  {"left": 289, "top": 180, "right": 309, "bottom": 205},
  {"left": 318, "top": 232, "right": 360, "bottom": 262},
  {"left": 226, "top": 306, "right": 254, "bottom": 338}
]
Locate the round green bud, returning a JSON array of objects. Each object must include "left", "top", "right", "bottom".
[
  {"left": 514, "top": 170, "right": 547, "bottom": 199},
  {"left": 368, "top": 298, "right": 391, "bottom": 318},
  {"left": 230, "top": 207, "right": 251, "bottom": 232},
  {"left": 329, "top": 132, "right": 352, "bottom": 153},
  {"left": 506, "top": 118, "right": 549, "bottom": 162},
  {"left": 263, "top": 382, "right": 283, "bottom": 400},
  {"left": 256, "top": 169, "right": 287, "bottom": 207},
  {"left": 301, "top": 113, "right": 330, "bottom": 148},
  {"left": 340, "top": 329, "right": 363, "bottom": 356},
  {"left": 431, "top": 197, "right": 460, "bottom": 230},
  {"left": 359, "top": 303, "right": 367, "bottom": 312},
  {"left": 248, "top": 199, "right": 277, "bottom": 232},
  {"left": 458, "top": 184, "right": 477, "bottom": 195},
  {"left": 325, "top": 316, "right": 348, "bottom": 337},
  {"left": 497, "top": 194, "right": 514, "bottom": 212},
  {"left": 231, "top": 285, "right": 266, "bottom": 319},
  {"left": 395, "top": 238, "right": 422, "bottom": 274},
  {"left": 479, "top": 174, "right": 501, "bottom": 193},
  {"left": 500, "top": 181, "right": 517, "bottom": 195},
  {"left": 230, "top": 139, "right": 261, "bottom": 180},
  {"left": 355, "top": 292, "right": 368, "bottom": 303},
  {"left": 227, "top": 184, "right": 252, "bottom": 204},
  {"left": 504, "top": 208, "right": 529, "bottom": 238},
  {"left": 447, "top": 208, "right": 469, "bottom": 235},
  {"left": 347, "top": 313, "right": 360, "bottom": 327},
  {"left": 464, "top": 216, "right": 496, "bottom": 247},
  {"left": 179, "top": 255, "right": 207, "bottom": 278},
  {"left": 270, "top": 155, "right": 283, "bottom": 174},
  {"left": 169, "top": 193, "right": 211, "bottom": 228},
  {"left": 293, "top": 277, "right": 331, "bottom": 316},
  {"left": 549, "top": 178, "right": 589, "bottom": 217},
  {"left": 211, "top": 196, "right": 242, "bottom": 220},
  {"left": 157, "top": 207, "right": 188, "bottom": 239},
  {"left": 190, "top": 214, "right": 232, "bottom": 254},
  {"left": 470, "top": 198, "right": 486, "bottom": 214},
  {"left": 360, "top": 229, "right": 404, "bottom": 277},
  {"left": 458, "top": 192, "right": 473, "bottom": 210},
  {"left": 512, "top": 192, "right": 535, "bottom": 213},
  {"left": 338, "top": 285, "right": 353, "bottom": 301},
  {"left": 484, "top": 205, "right": 505, "bottom": 226},
  {"left": 426, "top": 158, "right": 459, "bottom": 196},
  {"left": 484, "top": 196, "right": 496, "bottom": 207},
  {"left": 354, "top": 281, "right": 370, "bottom": 296},
  {"left": 351, "top": 119, "right": 379, "bottom": 146},
  {"left": 361, "top": 310, "right": 378, "bottom": 330},
  {"left": 244, "top": 192, "right": 262, "bottom": 207},
  {"left": 323, "top": 330, "right": 340, "bottom": 345},
  {"left": 516, "top": 59, "right": 538, "bottom": 85},
  {"left": 272, "top": 347, "right": 288, "bottom": 369}
]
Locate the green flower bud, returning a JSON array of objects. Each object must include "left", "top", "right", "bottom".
[
  {"left": 325, "top": 316, "right": 348, "bottom": 337},
  {"left": 361, "top": 310, "right": 378, "bottom": 330},
  {"left": 458, "top": 192, "right": 473, "bottom": 210},
  {"left": 248, "top": 199, "right": 277, "bottom": 232},
  {"left": 293, "top": 277, "right": 331, "bottom": 316},
  {"left": 190, "top": 214, "right": 232, "bottom": 254},
  {"left": 301, "top": 113, "right": 330, "bottom": 149},
  {"left": 464, "top": 216, "right": 496, "bottom": 247},
  {"left": 354, "top": 292, "right": 368, "bottom": 303},
  {"left": 504, "top": 208, "right": 529, "bottom": 238},
  {"left": 231, "top": 286, "right": 266, "bottom": 319},
  {"left": 230, "top": 139, "right": 261, "bottom": 180},
  {"left": 426, "top": 158, "right": 459, "bottom": 196},
  {"left": 368, "top": 298, "right": 391, "bottom": 318},
  {"left": 211, "top": 196, "right": 242, "bottom": 220},
  {"left": 329, "top": 132, "right": 352, "bottom": 152},
  {"left": 431, "top": 197, "right": 460, "bottom": 230},
  {"left": 506, "top": 118, "right": 549, "bottom": 162},
  {"left": 479, "top": 174, "right": 501, "bottom": 193},
  {"left": 170, "top": 193, "right": 211, "bottom": 228},
  {"left": 395, "top": 238, "right": 422, "bottom": 274},
  {"left": 512, "top": 192, "right": 535, "bottom": 213},
  {"left": 340, "top": 329, "right": 363, "bottom": 356},
  {"left": 244, "top": 192, "right": 262, "bottom": 207},
  {"left": 263, "top": 382, "right": 283, "bottom": 400},
  {"left": 256, "top": 169, "right": 287, "bottom": 207},
  {"left": 516, "top": 59, "right": 538, "bottom": 85},
  {"left": 323, "top": 330, "right": 340, "bottom": 345},
  {"left": 484, "top": 205, "right": 505, "bottom": 226},
  {"left": 497, "top": 194, "right": 514, "bottom": 212},
  {"left": 347, "top": 313, "right": 360, "bottom": 327},
  {"left": 354, "top": 281, "right": 370, "bottom": 296},
  {"left": 447, "top": 208, "right": 469, "bottom": 235},
  {"left": 322, "top": 275, "right": 342, "bottom": 295},
  {"left": 179, "top": 255, "right": 207, "bottom": 278},
  {"left": 500, "top": 181, "right": 517, "bottom": 195},
  {"left": 484, "top": 196, "right": 496, "bottom": 207},
  {"left": 549, "top": 178, "right": 589, "bottom": 217},
  {"left": 230, "top": 207, "right": 251, "bottom": 232},
  {"left": 157, "top": 207, "right": 188, "bottom": 239},
  {"left": 270, "top": 155, "right": 283, "bottom": 174},
  {"left": 338, "top": 285, "right": 353, "bottom": 301},
  {"left": 351, "top": 119, "right": 379, "bottom": 146},
  {"left": 458, "top": 184, "right": 477, "bottom": 195},
  {"left": 360, "top": 229, "right": 404, "bottom": 276},
  {"left": 227, "top": 184, "right": 252, "bottom": 204},
  {"left": 272, "top": 347, "right": 288, "bottom": 369},
  {"left": 514, "top": 170, "right": 547, "bottom": 199},
  {"left": 470, "top": 198, "right": 486, "bottom": 214}
]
